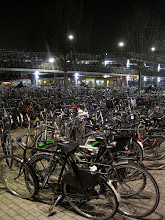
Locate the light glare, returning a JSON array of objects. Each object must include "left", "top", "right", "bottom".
[
  {"left": 75, "top": 72, "right": 79, "bottom": 78},
  {"left": 49, "top": 58, "right": 55, "bottom": 63},
  {"left": 35, "top": 71, "right": 39, "bottom": 79},
  {"left": 151, "top": 47, "right": 156, "bottom": 51},
  {"left": 119, "top": 42, "right": 124, "bottom": 47},
  {"left": 68, "top": 35, "right": 74, "bottom": 40}
]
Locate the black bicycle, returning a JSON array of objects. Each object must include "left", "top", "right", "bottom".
[{"left": 0, "top": 139, "right": 119, "bottom": 220}]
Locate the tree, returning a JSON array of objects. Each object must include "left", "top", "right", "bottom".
[
  {"left": 125, "top": 4, "right": 159, "bottom": 93},
  {"left": 41, "top": 0, "right": 92, "bottom": 92}
]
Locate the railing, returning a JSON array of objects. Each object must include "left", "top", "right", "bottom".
[{"left": 0, "top": 50, "right": 164, "bottom": 78}]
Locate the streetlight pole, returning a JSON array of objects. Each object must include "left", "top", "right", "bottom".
[
  {"left": 118, "top": 42, "right": 124, "bottom": 56},
  {"left": 68, "top": 34, "right": 74, "bottom": 58},
  {"left": 151, "top": 47, "right": 156, "bottom": 52},
  {"left": 67, "top": 34, "right": 74, "bottom": 90},
  {"left": 49, "top": 57, "right": 55, "bottom": 85}
]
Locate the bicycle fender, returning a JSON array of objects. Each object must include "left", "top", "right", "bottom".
[
  {"left": 137, "top": 141, "right": 144, "bottom": 151},
  {"left": 107, "top": 180, "right": 121, "bottom": 202}
]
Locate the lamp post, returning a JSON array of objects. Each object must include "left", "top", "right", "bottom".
[
  {"left": 49, "top": 57, "right": 55, "bottom": 63},
  {"left": 118, "top": 42, "right": 124, "bottom": 56},
  {"left": 67, "top": 34, "right": 75, "bottom": 90},
  {"left": 49, "top": 58, "right": 55, "bottom": 85},
  {"left": 151, "top": 47, "right": 156, "bottom": 52},
  {"left": 68, "top": 34, "right": 74, "bottom": 57},
  {"left": 68, "top": 34, "right": 74, "bottom": 41}
]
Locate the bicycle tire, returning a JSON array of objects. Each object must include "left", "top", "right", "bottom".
[
  {"left": 109, "top": 162, "right": 160, "bottom": 218},
  {"left": 28, "top": 153, "right": 66, "bottom": 204},
  {"left": 1, "top": 132, "right": 13, "bottom": 156},
  {"left": 0, "top": 154, "right": 38, "bottom": 199},
  {"left": 143, "top": 136, "right": 165, "bottom": 169},
  {"left": 143, "top": 136, "right": 165, "bottom": 158},
  {"left": 35, "top": 129, "right": 55, "bottom": 148},
  {"left": 128, "top": 140, "right": 143, "bottom": 164},
  {"left": 63, "top": 175, "right": 118, "bottom": 220}
]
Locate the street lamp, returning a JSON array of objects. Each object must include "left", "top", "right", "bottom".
[
  {"left": 118, "top": 42, "right": 124, "bottom": 56},
  {"left": 68, "top": 34, "right": 74, "bottom": 40},
  {"left": 49, "top": 57, "right": 55, "bottom": 63},
  {"left": 151, "top": 47, "right": 156, "bottom": 52},
  {"left": 119, "top": 42, "right": 124, "bottom": 47}
]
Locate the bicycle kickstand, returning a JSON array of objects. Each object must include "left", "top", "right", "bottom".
[{"left": 48, "top": 194, "right": 63, "bottom": 217}]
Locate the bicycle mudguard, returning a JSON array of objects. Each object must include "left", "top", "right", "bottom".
[
  {"left": 137, "top": 140, "right": 144, "bottom": 150},
  {"left": 142, "top": 135, "right": 165, "bottom": 144},
  {"left": 62, "top": 169, "right": 100, "bottom": 189},
  {"left": 107, "top": 180, "right": 121, "bottom": 202}
]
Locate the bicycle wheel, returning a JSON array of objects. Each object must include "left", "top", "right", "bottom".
[
  {"left": 0, "top": 155, "right": 38, "bottom": 199},
  {"left": 35, "top": 129, "right": 55, "bottom": 148},
  {"left": 29, "top": 153, "right": 66, "bottom": 204},
  {"left": 63, "top": 175, "right": 118, "bottom": 220},
  {"left": 128, "top": 140, "right": 143, "bottom": 164},
  {"left": 110, "top": 162, "right": 160, "bottom": 218},
  {"left": 143, "top": 136, "right": 165, "bottom": 169},
  {"left": 1, "top": 132, "right": 13, "bottom": 156}
]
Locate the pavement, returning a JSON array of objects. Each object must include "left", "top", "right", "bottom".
[{"left": 0, "top": 128, "right": 165, "bottom": 220}]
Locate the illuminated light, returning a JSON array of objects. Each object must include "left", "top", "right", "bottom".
[
  {"left": 158, "top": 64, "right": 161, "bottom": 72},
  {"left": 151, "top": 47, "right": 156, "bottom": 51},
  {"left": 75, "top": 73, "right": 79, "bottom": 87},
  {"left": 104, "top": 75, "right": 108, "bottom": 78},
  {"left": 68, "top": 34, "right": 74, "bottom": 40},
  {"left": 104, "top": 60, "right": 114, "bottom": 66},
  {"left": 49, "top": 58, "right": 55, "bottom": 63},
  {"left": 127, "top": 75, "right": 130, "bottom": 80},
  {"left": 126, "top": 59, "right": 130, "bottom": 68},
  {"left": 119, "top": 42, "right": 124, "bottom": 47},
  {"left": 35, "top": 71, "right": 39, "bottom": 79},
  {"left": 3, "top": 82, "right": 9, "bottom": 84},
  {"left": 144, "top": 76, "right": 147, "bottom": 81},
  {"left": 158, "top": 77, "right": 161, "bottom": 83},
  {"left": 75, "top": 72, "right": 79, "bottom": 78}
]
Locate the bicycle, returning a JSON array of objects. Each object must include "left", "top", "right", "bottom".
[
  {"left": 76, "top": 134, "right": 160, "bottom": 219},
  {"left": 0, "top": 138, "right": 119, "bottom": 220},
  {"left": 0, "top": 108, "right": 13, "bottom": 156}
]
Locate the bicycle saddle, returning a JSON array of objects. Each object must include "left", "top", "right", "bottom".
[{"left": 57, "top": 141, "right": 79, "bottom": 155}]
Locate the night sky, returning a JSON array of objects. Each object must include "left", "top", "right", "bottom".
[{"left": 0, "top": 0, "right": 165, "bottom": 53}]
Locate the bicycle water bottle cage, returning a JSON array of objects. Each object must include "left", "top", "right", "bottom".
[{"left": 57, "top": 141, "right": 79, "bottom": 155}]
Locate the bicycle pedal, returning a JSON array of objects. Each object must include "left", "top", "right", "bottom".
[{"left": 48, "top": 211, "right": 56, "bottom": 217}]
